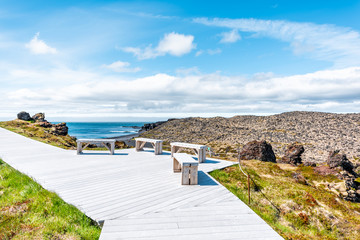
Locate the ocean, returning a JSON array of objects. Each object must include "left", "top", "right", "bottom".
[{"left": 53, "top": 122, "right": 148, "bottom": 139}]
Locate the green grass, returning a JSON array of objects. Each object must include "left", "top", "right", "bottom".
[
  {"left": 210, "top": 161, "right": 360, "bottom": 240},
  {"left": 0, "top": 159, "right": 101, "bottom": 239}
]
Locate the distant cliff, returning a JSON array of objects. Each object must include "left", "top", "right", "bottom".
[{"left": 140, "top": 111, "right": 360, "bottom": 164}]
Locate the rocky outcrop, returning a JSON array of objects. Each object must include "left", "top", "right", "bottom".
[
  {"left": 239, "top": 140, "right": 276, "bottom": 162},
  {"left": 16, "top": 111, "right": 69, "bottom": 136},
  {"left": 139, "top": 112, "right": 360, "bottom": 165},
  {"left": 17, "top": 111, "right": 33, "bottom": 121},
  {"left": 50, "top": 123, "right": 68, "bottom": 136},
  {"left": 340, "top": 176, "right": 360, "bottom": 202},
  {"left": 32, "top": 113, "right": 45, "bottom": 122},
  {"left": 327, "top": 150, "right": 354, "bottom": 173},
  {"left": 141, "top": 119, "right": 177, "bottom": 131},
  {"left": 141, "top": 121, "right": 167, "bottom": 131},
  {"left": 326, "top": 150, "right": 359, "bottom": 202},
  {"left": 37, "top": 121, "right": 52, "bottom": 128},
  {"left": 279, "top": 142, "right": 304, "bottom": 165}
]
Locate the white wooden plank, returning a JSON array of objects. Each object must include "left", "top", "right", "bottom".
[{"left": 0, "top": 127, "right": 282, "bottom": 239}]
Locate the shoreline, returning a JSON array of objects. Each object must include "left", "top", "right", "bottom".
[{"left": 104, "top": 130, "right": 145, "bottom": 143}]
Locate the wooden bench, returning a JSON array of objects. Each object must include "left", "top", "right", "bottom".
[
  {"left": 135, "top": 138, "right": 163, "bottom": 155},
  {"left": 173, "top": 153, "right": 198, "bottom": 185},
  {"left": 170, "top": 142, "right": 207, "bottom": 163},
  {"left": 76, "top": 139, "right": 116, "bottom": 155}
]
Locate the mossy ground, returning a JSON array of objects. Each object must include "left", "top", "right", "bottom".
[
  {"left": 0, "top": 120, "right": 77, "bottom": 149},
  {"left": 210, "top": 160, "right": 360, "bottom": 240},
  {"left": 0, "top": 120, "right": 132, "bottom": 151},
  {"left": 0, "top": 159, "right": 101, "bottom": 239}
]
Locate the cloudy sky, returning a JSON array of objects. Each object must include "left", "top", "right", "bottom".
[{"left": 1, "top": 0, "right": 360, "bottom": 121}]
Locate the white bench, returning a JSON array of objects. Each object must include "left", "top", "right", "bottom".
[
  {"left": 135, "top": 138, "right": 163, "bottom": 155},
  {"left": 76, "top": 139, "right": 116, "bottom": 155},
  {"left": 173, "top": 153, "right": 198, "bottom": 185},
  {"left": 171, "top": 142, "right": 207, "bottom": 163}
]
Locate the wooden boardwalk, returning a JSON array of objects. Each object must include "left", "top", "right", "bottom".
[{"left": 0, "top": 128, "right": 282, "bottom": 239}]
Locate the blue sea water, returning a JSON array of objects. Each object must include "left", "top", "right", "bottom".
[{"left": 53, "top": 122, "right": 148, "bottom": 139}]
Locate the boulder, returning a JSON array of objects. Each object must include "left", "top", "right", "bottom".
[
  {"left": 343, "top": 178, "right": 360, "bottom": 202},
  {"left": 327, "top": 150, "right": 354, "bottom": 173},
  {"left": 51, "top": 123, "right": 68, "bottom": 136},
  {"left": 37, "top": 121, "right": 52, "bottom": 128},
  {"left": 303, "top": 161, "right": 317, "bottom": 167},
  {"left": 279, "top": 142, "right": 304, "bottom": 165},
  {"left": 32, "top": 113, "right": 45, "bottom": 122},
  {"left": 239, "top": 140, "right": 276, "bottom": 162},
  {"left": 17, "top": 111, "right": 32, "bottom": 121},
  {"left": 115, "top": 141, "right": 130, "bottom": 149}
]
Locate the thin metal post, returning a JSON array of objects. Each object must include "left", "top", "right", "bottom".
[{"left": 248, "top": 174, "right": 251, "bottom": 205}]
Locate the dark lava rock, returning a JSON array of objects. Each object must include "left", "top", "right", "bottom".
[
  {"left": 279, "top": 142, "right": 304, "bottom": 165},
  {"left": 115, "top": 141, "right": 130, "bottom": 149},
  {"left": 239, "top": 140, "right": 276, "bottom": 162},
  {"left": 327, "top": 150, "right": 354, "bottom": 173},
  {"left": 37, "top": 121, "right": 52, "bottom": 128},
  {"left": 141, "top": 118, "right": 176, "bottom": 131},
  {"left": 303, "top": 161, "right": 317, "bottom": 167},
  {"left": 141, "top": 121, "right": 166, "bottom": 131},
  {"left": 51, "top": 123, "right": 68, "bottom": 136},
  {"left": 32, "top": 113, "right": 45, "bottom": 122},
  {"left": 343, "top": 178, "right": 360, "bottom": 202},
  {"left": 17, "top": 111, "right": 33, "bottom": 121}
]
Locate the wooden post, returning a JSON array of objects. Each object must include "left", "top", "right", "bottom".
[
  {"left": 110, "top": 142, "right": 115, "bottom": 155},
  {"left": 247, "top": 174, "right": 250, "bottom": 205}
]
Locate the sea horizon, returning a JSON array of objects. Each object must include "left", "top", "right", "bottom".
[{"left": 52, "top": 122, "right": 149, "bottom": 139}]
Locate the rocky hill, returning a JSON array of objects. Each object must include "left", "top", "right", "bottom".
[
  {"left": 140, "top": 111, "right": 360, "bottom": 164},
  {"left": 0, "top": 112, "right": 76, "bottom": 149}
]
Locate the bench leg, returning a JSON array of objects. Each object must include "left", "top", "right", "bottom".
[
  {"left": 171, "top": 145, "right": 176, "bottom": 157},
  {"left": 154, "top": 142, "right": 162, "bottom": 155},
  {"left": 182, "top": 165, "right": 190, "bottom": 185},
  {"left": 198, "top": 148, "right": 206, "bottom": 163},
  {"left": 173, "top": 158, "right": 181, "bottom": 172},
  {"left": 136, "top": 141, "right": 146, "bottom": 151},
  {"left": 158, "top": 142, "right": 163, "bottom": 155},
  {"left": 77, "top": 143, "right": 82, "bottom": 155},
  {"left": 181, "top": 164, "right": 198, "bottom": 185},
  {"left": 110, "top": 142, "right": 115, "bottom": 155},
  {"left": 189, "top": 165, "right": 198, "bottom": 185}
]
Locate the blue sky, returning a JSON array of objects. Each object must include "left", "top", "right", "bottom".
[{"left": 1, "top": 0, "right": 360, "bottom": 121}]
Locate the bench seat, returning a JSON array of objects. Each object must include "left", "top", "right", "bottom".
[
  {"left": 76, "top": 139, "right": 116, "bottom": 155},
  {"left": 135, "top": 138, "right": 163, "bottom": 155},
  {"left": 170, "top": 142, "right": 207, "bottom": 163},
  {"left": 173, "top": 153, "right": 198, "bottom": 185}
]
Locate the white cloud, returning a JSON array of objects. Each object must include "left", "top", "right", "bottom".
[
  {"left": 207, "top": 48, "right": 222, "bottom": 55},
  {"left": 25, "top": 32, "right": 57, "bottom": 55},
  {"left": 157, "top": 32, "right": 195, "bottom": 56},
  {"left": 194, "top": 17, "right": 360, "bottom": 67},
  {"left": 195, "top": 50, "right": 203, "bottom": 57},
  {"left": 102, "top": 61, "right": 141, "bottom": 73},
  {"left": 195, "top": 49, "right": 222, "bottom": 56},
  {"left": 3, "top": 66, "right": 360, "bottom": 117},
  {"left": 123, "top": 32, "right": 195, "bottom": 60},
  {"left": 220, "top": 29, "right": 241, "bottom": 43}
]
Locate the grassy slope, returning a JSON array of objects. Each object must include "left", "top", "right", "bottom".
[
  {"left": 0, "top": 120, "right": 77, "bottom": 149},
  {"left": 210, "top": 161, "right": 360, "bottom": 240},
  {"left": 0, "top": 159, "right": 101, "bottom": 239},
  {"left": 0, "top": 120, "right": 102, "bottom": 239}
]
